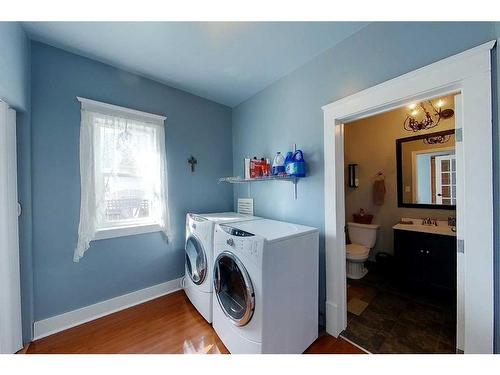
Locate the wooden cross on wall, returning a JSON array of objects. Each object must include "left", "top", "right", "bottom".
[{"left": 188, "top": 156, "right": 197, "bottom": 172}]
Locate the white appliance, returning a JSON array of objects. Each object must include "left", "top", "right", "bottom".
[
  {"left": 184, "top": 212, "right": 259, "bottom": 323},
  {"left": 212, "top": 219, "right": 319, "bottom": 354}
]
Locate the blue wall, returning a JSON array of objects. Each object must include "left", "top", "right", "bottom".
[
  {"left": 0, "top": 22, "right": 29, "bottom": 111},
  {"left": 232, "top": 22, "right": 498, "bottom": 340},
  {"left": 0, "top": 22, "right": 33, "bottom": 344},
  {"left": 30, "top": 42, "right": 234, "bottom": 320}
]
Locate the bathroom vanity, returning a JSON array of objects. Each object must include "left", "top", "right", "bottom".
[{"left": 393, "top": 221, "right": 456, "bottom": 293}]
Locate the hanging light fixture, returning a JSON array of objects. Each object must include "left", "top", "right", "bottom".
[{"left": 403, "top": 99, "right": 454, "bottom": 132}]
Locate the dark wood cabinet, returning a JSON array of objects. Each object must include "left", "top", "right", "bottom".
[{"left": 394, "top": 229, "right": 456, "bottom": 292}]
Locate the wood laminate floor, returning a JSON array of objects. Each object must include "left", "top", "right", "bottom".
[{"left": 27, "top": 290, "right": 364, "bottom": 354}]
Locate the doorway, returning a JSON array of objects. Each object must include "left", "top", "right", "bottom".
[
  {"left": 322, "top": 40, "right": 495, "bottom": 353},
  {"left": 341, "top": 94, "right": 458, "bottom": 353}
]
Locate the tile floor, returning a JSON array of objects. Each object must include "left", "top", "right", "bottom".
[{"left": 342, "top": 262, "right": 456, "bottom": 354}]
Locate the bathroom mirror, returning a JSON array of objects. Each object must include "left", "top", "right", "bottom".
[{"left": 396, "top": 129, "right": 456, "bottom": 209}]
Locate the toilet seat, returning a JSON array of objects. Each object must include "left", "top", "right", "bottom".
[{"left": 346, "top": 243, "right": 370, "bottom": 260}]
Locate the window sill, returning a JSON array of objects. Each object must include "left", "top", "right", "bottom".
[{"left": 94, "top": 223, "right": 162, "bottom": 241}]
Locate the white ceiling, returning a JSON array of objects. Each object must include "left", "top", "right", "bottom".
[{"left": 22, "top": 22, "right": 368, "bottom": 107}]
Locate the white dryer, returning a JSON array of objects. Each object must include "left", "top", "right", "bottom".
[
  {"left": 184, "top": 212, "right": 259, "bottom": 323},
  {"left": 212, "top": 219, "right": 319, "bottom": 353}
]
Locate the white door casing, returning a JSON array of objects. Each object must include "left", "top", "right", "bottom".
[
  {"left": 322, "top": 40, "right": 495, "bottom": 353},
  {"left": 0, "top": 101, "right": 23, "bottom": 354},
  {"left": 454, "top": 93, "right": 465, "bottom": 352}
]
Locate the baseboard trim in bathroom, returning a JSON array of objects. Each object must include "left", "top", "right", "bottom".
[
  {"left": 339, "top": 335, "right": 372, "bottom": 354},
  {"left": 33, "top": 277, "right": 183, "bottom": 340}
]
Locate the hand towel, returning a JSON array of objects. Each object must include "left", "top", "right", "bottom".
[{"left": 373, "top": 179, "right": 386, "bottom": 205}]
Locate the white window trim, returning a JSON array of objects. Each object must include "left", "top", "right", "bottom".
[
  {"left": 94, "top": 224, "right": 163, "bottom": 241},
  {"left": 74, "top": 97, "right": 170, "bottom": 261},
  {"left": 76, "top": 97, "right": 166, "bottom": 123}
]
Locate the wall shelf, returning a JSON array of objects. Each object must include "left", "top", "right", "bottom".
[{"left": 218, "top": 175, "right": 301, "bottom": 199}]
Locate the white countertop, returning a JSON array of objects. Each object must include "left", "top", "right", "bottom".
[{"left": 393, "top": 223, "right": 456, "bottom": 237}]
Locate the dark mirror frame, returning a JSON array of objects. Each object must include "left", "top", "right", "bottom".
[{"left": 396, "top": 129, "right": 456, "bottom": 210}]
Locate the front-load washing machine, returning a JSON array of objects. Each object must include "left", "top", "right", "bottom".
[
  {"left": 184, "top": 212, "right": 260, "bottom": 323},
  {"left": 212, "top": 219, "right": 319, "bottom": 353}
]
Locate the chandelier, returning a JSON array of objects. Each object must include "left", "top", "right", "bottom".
[{"left": 404, "top": 99, "right": 454, "bottom": 132}]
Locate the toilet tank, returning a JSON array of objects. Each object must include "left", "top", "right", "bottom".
[{"left": 347, "top": 222, "right": 380, "bottom": 248}]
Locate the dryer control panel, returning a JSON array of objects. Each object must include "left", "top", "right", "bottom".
[
  {"left": 216, "top": 224, "right": 262, "bottom": 263},
  {"left": 219, "top": 225, "right": 254, "bottom": 237}
]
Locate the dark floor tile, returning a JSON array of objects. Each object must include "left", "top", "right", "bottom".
[
  {"left": 435, "top": 337, "right": 456, "bottom": 354},
  {"left": 369, "top": 292, "right": 408, "bottom": 318},
  {"left": 378, "top": 338, "right": 423, "bottom": 354},
  {"left": 346, "top": 265, "right": 456, "bottom": 354},
  {"left": 347, "top": 312, "right": 357, "bottom": 323},
  {"left": 342, "top": 319, "right": 386, "bottom": 353},
  {"left": 385, "top": 322, "right": 439, "bottom": 353},
  {"left": 398, "top": 303, "right": 445, "bottom": 338},
  {"left": 438, "top": 323, "right": 456, "bottom": 347},
  {"left": 356, "top": 306, "right": 397, "bottom": 332}
]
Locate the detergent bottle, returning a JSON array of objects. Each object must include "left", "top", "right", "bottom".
[
  {"left": 272, "top": 152, "right": 285, "bottom": 175},
  {"left": 284, "top": 151, "right": 294, "bottom": 175},
  {"left": 287, "top": 150, "right": 306, "bottom": 177}
]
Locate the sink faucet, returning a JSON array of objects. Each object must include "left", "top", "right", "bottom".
[{"left": 422, "top": 217, "right": 437, "bottom": 226}]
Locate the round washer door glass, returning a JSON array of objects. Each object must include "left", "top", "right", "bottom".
[
  {"left": 213, "top": 252, "right": 255, "bottom": 326},
  {"left": 185, "top": 235, "right": 207, "bottom": 285}
]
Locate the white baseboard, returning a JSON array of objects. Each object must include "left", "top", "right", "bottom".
[{"left": 33, "top": 277, "right": 183, "bottom": 340}]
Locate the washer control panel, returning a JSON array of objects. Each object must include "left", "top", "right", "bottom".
[{"left": 217, "top": 225, "right": 262, "bottom": 262}]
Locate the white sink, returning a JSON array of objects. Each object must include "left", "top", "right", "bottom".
[{"left": 393, "top": 222, "right": 456, "bottom": 237}]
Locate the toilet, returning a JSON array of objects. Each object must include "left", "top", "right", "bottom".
[{"left": 346, "top": 222, "right": 380, "bottom": 279}]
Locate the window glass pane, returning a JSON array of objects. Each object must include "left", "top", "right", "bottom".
[
  {"left": 442, "top": 186, "right": 451, "bottom": 198},
  {"left": 95, "top": 116, "right": 162, "bottom": 228},
  {"left": 441, "top": 159, "right": 450, "bottom": 172},
  {"left": 441, "top": 173, "right": 450, "bottom": 185}
]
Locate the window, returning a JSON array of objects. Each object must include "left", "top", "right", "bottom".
[{"left": 74, "top": 98, "right": 170, "bottom": 262}]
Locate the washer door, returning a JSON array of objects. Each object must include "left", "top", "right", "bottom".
[
  {"left": 185, "top": 235, "right": 207, "bottom": 285},
  {"left": 213, "top": 251, "right": 255, "bottom": 326}
]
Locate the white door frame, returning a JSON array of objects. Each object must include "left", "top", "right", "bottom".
[
  {"left": 0, "top": 100, "right": 23, "bottom": 353},
  {"left": 322, "top": 40, "right": 495, "bottom": 354}
]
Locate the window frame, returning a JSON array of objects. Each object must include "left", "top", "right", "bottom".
[{"left": 77, "top": 97, "right": 168, "bottom": 241}]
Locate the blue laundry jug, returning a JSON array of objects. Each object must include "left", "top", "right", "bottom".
[{"left": 286, "top": 150, "right": 306, "bottom": 177}]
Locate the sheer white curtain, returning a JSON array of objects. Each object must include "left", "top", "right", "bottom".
[{"left": 74, "top": 100, "right": 170, "bottom": 262}]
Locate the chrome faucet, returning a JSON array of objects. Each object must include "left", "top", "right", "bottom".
[{"left": 422, "top": 217, "right": 437, "bottom": 226}]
